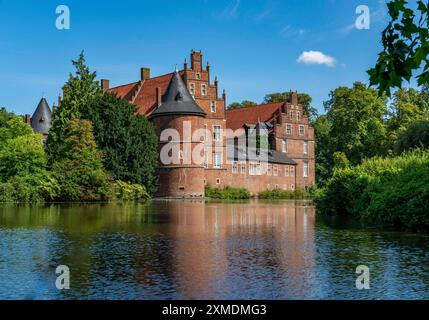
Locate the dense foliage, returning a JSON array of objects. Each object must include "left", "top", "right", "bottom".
[
  {"left": 368, "top": 0, "right": 429, "bottom": 95},
  {"left": 83, "top": 93, "right": 158, "bottom": 194},
  {"left": 51, "top": 119, "right": 112, "bottom": 201},
  {"left": 315, "top": 150, "right": 429, "bottom": 232},
  {"left": 205, "top": 185, "right": 251, "bottom": 200},
  {"left": 0, "top": 110, "right": 57, "bottom": 203},
  {"left": 258, "top": 188, "right": 311, "bottom": 200},
  {"left": 46, "top": 51, "right": 102, "bottom": 164},
  {"left": 227, "top": 100, "right": 257, "bottom": 110},
  {"left": 395, "top": 120, "right": 429, "bottom": 154}
]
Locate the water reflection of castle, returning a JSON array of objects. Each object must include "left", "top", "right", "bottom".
[{"left": 136, "top": 201, "right": 316, "bottom": 299}]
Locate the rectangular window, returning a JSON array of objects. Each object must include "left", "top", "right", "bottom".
[
  {"left": 196, "top": 73, "right": 201, "bottom": 80},
  {"left": 201, "top": 84, "right": 207, "bottom": 96},
  {"left": 189, "top": 83, "right": 195, "bottom": 96},
  {"left": 289, "top": 111, "right": 294, "bottom": 120},
  {"left": 213, "top": 125, "right": 221, "bottom": 141},
  {"left": 304, "top": 141, "right": 309, "bottom": 155},
  {"left": 285, "top": 166, "right": 289, "bottom": 177},
  {"left": 216, "top": 178, "right": 221, "bottom": 185},
  {"left": 290, "top": 166, "right": 295, "bottom": 176},
  {"left": 210, "top": 100, "right": 216, "bottom": 113},
  {"left": 299, "top": 125, "right": 305, "bottom": 136},
  {"left": 303, "top": 162, "right": 309, "bottom": 178},
  {"left": 232, "top": 161, "right": 238, "bottom": 174},
  {"left": 267, "top": 164, "right": 272, "bottom": 176},
  {"left": 297, "top": 111, "right": 301, "bottom": 121},
  {"left": 241, "top": 162, "right": 246, "bottom": 175},
  {"left": 291, "top": 184, "right": 295, "bottom": 191},
  {"left": 256, "top": 162, "right": 261, "bottom": 175},
  {"left": 286, "top": 124, "right": 292, "bottom": 135},
  {"left": 249, "top": 163, "right": 255, "bottom": 175},
  {"left": 282, "top": 139, "right": 288, "bottom": 153},
  {"left": 273, "top": 166, "right": 278, "bottom": 176},
  {"left": 214, "top": 152, "right": 222, "bottom": 169}
]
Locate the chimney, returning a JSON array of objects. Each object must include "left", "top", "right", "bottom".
[
  {"left": 190, "top": 50, "right": 203, "bottom": 71},
  {"left": 291, "top": 91, "right": 298, "bottom": 105},
  {"left": 156, "top": 87, "right": 162, "bottom": 107},
  {"left": 141, "top": 67, "right": 151, "bottom": 81},
  {"left": 25, "top": 114, "right": 31, "bottom": 124},
  {"left": 222, "top": 89, "right": 226, "bottom": 103},
  {"left": 101, "top": 79, "right": 110, "bottom": 91},
  {"left": 214, "top": 76, "right": 218, "bottom": 98}
]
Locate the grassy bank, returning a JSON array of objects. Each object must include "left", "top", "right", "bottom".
[{"left": 314, "top": 150, "right": 429, "bottom": 232}]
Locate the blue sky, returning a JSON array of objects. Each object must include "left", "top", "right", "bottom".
[{"left": 0, "top": 0, "right": 400, "bottom": 115}]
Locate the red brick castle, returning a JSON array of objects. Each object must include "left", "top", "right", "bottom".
[{"left": 102, "top": 50, "right": 315, "bottom": 197}]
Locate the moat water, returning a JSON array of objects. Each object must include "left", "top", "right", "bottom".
[{"left": 0, "top": 200, "right": 428, "bottom": 300}]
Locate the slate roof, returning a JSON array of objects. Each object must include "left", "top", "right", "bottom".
[
  {"left": 228, "top": 145, "right": 297, "bottom": 165},
  {"left": 149, "top": 71, "right": 206, "bottom": 119},
  {"left": 31, "top": 98, "right": 52, "bottom": 135}
]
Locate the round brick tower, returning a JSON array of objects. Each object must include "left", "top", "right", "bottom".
[{"left": 149, "top": 70, "right": 207, "bottom": 198}]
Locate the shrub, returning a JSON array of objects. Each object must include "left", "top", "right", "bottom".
[
  {"left": 114, "top": 181, "right": 150, "bottom": 201},
  {"left": 258, "top": 188, "right": 311, "bottom": 200},
  {"left": 205, "top": 185, "right": 251, "bottom": 200},
  {"left": 315, "top": 150, "right": 429, "bottom": 231}
]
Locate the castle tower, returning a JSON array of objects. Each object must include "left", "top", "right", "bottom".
[
  {"left": 149, "top": 70, "right": 207, "bottom": 198},
  {"left": 30, "top": 97, "right": 52, "bottom": 141}
]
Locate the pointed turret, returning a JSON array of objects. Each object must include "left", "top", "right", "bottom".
[
  {"left": 150, "top": 71, "right": 206, "bottom": 119},
  {"left": 31, "top": 97, "right": 52, "bottom": 135}
]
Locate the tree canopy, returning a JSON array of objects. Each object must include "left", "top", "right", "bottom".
[
  {"left": 83, "top": 93, "right": 159, "bottom": 194},
  {"left": 263, "top": 92, "right": 318, "bottom": 121},
  {"left": 368, "top": 0, "right": 429, "bottom": 95},
  {"left": 227, "top": 100, "right": 257, "bottom": 110}
]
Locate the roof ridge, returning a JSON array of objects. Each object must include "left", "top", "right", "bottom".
[{"left": 227, "top": 102, "right": 284, "bottom": 112}]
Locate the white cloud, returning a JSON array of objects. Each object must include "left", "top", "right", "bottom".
[{"left": 297, "top": 51, "right": 336, "bottom": 67}]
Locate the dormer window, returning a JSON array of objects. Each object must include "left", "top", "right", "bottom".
[{"left": 201, "top": 84, "right": 207, "bottom": 96}]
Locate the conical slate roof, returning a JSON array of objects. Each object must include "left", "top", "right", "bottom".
[
  {"left": 31, "top": 98, "right": 52, "bottom": 135},
  {"left": 150, "top": 71, "right": 206, "bottom": 119}
]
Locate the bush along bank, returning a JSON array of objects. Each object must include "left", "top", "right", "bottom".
[
  {"left": 205, "top": 185, "right": 251, "bottom": 200},
  {"left": 314, "top": 150, "right": 429, "bottom": 232},
  {"left": 258, "top": 188, "right": 312, "bottom": 200}
]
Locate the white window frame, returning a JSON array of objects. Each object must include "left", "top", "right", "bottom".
[
  {"left": 241, "top": 162, "right": 246, "bottom": 175},
  {"left": 285, "top": 167, "right": 289, "bottom": 177},
  {"left": 282, "top": 139, "right": 288, "bottom": 153},
  {"left": 201, "top": 84, "right": 207, "bottom": 96},
  {"left": 210, "top": 100, "right": 216, "bottom": 113},
  {"left": 290, "top": 166, "right": 295, "bottom": 176},
  {"left": 189, "top": 83, "right": 195, "bottom": 96},
  {"left": 304, "top": 141, "right": 309, "bottom": 155},
  {"left": 213, "top": 152, "right": 222, "bottom": 169},
  {"left": 256, "top": 162, "right": 261, "bottom": 175},
  {"left": 196, "top": 73, "right": 201, "bottom": 80},
  {"left": 213, "top": 125, "right": 221, "bottom": 142},
  {"left": 303, "top": 161, "right": 309, "bottom": 178},
  {"left": 273, "top": 165, "right": 278, "bottom": 176},
  {"left": 249, "top": 163, "right": 255, "bottom": 176},
  {"left": 232, "top": 161, "right": 238, "bottom": 174},
  {"left": 289, "top": 110, "right": 294, "bottom": 120},
  {"left": 286, "top": 124, "right": 292, "bottom": 135},
  {"left": 299, "top": 125, "right": 305, "bottom": 136},
  {"left": 267, "top": 164, "right": 272, "bottom": 176},
  {"left": 297, "top": 111, "right": 301, "bottom": 121}
]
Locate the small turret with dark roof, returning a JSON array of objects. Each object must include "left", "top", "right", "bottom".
[
  {"left": 149, "top": 71, "right": 206, "bottom": 119},
  {"left": 31, "top": 97, "right": 52, "bottom": 135}
]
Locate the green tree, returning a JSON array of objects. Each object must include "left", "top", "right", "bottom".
[
  {"left": 313, "top": 115, "right": 333, "bottom": 185},
  {"left": 263, "top": 92, "right": 318, "bottom": 121},
  {"left": 368, "top": 0, "right": 429, "bottom": 95},
  {"left": 46, "top": 51, "right": 102, "bottom": 163},
  {"left": 82, "top": 93, "right": 158, "bottom": 194},
  {"left": 0, "top": 115, "right": 57, "bottom": 203},
  {"left": 52, "top": 119, "right": 111, "bottom": 201},
  {"left": 395, "top": 120, "right": 429, "bottom": 153},
  {"left": 324, "top": 82, "right": 388, "bottom": 165},
  {"left": 386, "top": 87, "right": 429, "bottom": 148},
  {"left": 227, "top": 100, "right": 257, "bottom": 110},
  {"left": 0, "top": 107, "right": 15, "bottom": 127}
]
